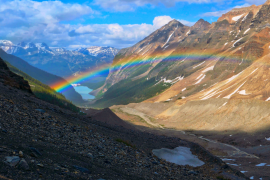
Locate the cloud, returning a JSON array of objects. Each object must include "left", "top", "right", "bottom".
[
  {"left": 0, "top": 0, "right": 194, "bottom": 49},
  {"left": 67, "top": 16, "right": 175, "bottom": 48},
  {"left": 94, "top": 0, "right": 226, "bottom": 12},
  {"left": 201, "top": 3, "right": 251, "bottom": 17},
  {"left": 0, "top": 0, "right": 96, "bottom": 24},
  {"left": 245, "top": 0, "right": 266, "bottom": 5},
  {"left": 178, "top": 19, "right": 196, "bottom": 26},
  {"left": 153, "top": 16, "right": 173, "bottom": 28}
]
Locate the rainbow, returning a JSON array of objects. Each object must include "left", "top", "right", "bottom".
[{"left": 51, "top": 52, "right": 246, "bottom": 93}]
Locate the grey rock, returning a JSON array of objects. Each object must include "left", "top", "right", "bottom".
[
  {"left": 18, "top": 158, "right": 29, "bottom": 170},
  {"left": 4, "top": 156, "right": 20, "bottom": 167},
  {"left": 73, "top": 165, "right": 91, "bottom": 174},
  {"left": 35, "top": 109, "right": 46, "bottom": 113}
]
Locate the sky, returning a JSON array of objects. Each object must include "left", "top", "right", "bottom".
[{"left": 0, "top": 0, "right": 266, "bottom": 49}]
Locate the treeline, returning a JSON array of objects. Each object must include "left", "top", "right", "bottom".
[{"left": 5, "top": 61, "right": 80, "bottom": 113}]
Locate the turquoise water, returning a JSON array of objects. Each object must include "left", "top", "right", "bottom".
[{"left": 73, "top": 86, "right": 95, "bottom": 100}]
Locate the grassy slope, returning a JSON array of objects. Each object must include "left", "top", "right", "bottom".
[
  {"left": 6, "top": 62, "right": 80, "bottom": 113},
  {"left": 92, "top": 77, "right": 170, "bottom": 108}
]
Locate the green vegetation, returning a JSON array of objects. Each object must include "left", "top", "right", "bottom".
[
  {"left": 129, "top": 64, "right": 151, "bottom": 79},
  {"left": 92, "top": 77, "right": 170, "bottom": 108},
  {"left": 6, "top": 62, "right": 80, "bottom": 113}
]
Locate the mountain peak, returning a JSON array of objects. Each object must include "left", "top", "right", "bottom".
[
  {"left": 0, "top": 40, "right": 13, "bottom": 46},
  {"left": 265, "top": 0, "right": 270, "bottom": 5},
  {"left": 167, "top": 19, "right": 184, "bottom": 27},
  {"left": 192, "top": 19, "right": 210, "bottom": 30}
]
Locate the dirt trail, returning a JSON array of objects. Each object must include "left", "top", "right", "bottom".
[{"left": 120, "top": 107, "right": 164, "bottom": 128}]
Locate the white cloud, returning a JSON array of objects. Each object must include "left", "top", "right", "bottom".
[
  {"left": 94, "top": 0, "right": 227, "bottom": 12},
  {"left": 0, "top": 0, "right": 194, "bottom": 49},
  {"left": 0, "top": 0, "right": 95, "bottom": 24},
  {"left": 201, "top": 3, "right": 250, "bottom": 17},
  {"left": 178, "top": 19, "right": 196, "bottom": 26},
  {"left": 153, "top": 16, "right": 173, "bottom": 28},
  {"left": 245, "top": 0, "right": 266, "bottom": 5},
  {"left": 67, "top": 15, "right": 175, "bottom": 48}
]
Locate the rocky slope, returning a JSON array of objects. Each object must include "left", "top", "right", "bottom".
[
  {"left": 0, "top": 56, "right": 247, "bottom": 179},
  {"left": 92, "top": 0, "right": 270, "bottom": 109},
  {"left": 0, "top": 57, "right": 31, "bottom": 93},
  {"left": 0, "top": 41, "right": 117, "bottom": 79}
]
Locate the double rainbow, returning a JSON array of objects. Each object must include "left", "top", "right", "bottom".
[{"left": 51, "top": 52, "right": 244, "bottom": 93}]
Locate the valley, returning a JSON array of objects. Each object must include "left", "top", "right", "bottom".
[
  {"left": 110, "top": 104, "right": 270, "bottom": 179},
  {"left": 3, "top": 0, "right": 270, "bottom": 179}
]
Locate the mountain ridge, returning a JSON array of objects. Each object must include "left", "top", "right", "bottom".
[
  {"left": 0, "top": 41, "right": 118, "bottom": 79},
  {"left": 92, "top": 0, "right": 270, "bottom": 110}
]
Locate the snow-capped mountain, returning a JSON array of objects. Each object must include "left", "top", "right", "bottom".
[
  {"left": 0, "top": 40, "right": 19, "bottom": 54},
  {"left": 0, "top": 41, "right": 118, "bottom": 78},
  {"left": 76, "top": 46, "right": 119, "bottom": 62}
]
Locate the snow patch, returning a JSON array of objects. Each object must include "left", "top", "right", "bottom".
[
  {"left": 225, "top": 71, "right": 243, "bottom": 84},
  {"left": 244, "top": 28, "right": 250, "bottom": 34},
  {"left": 162, "top": 26, "right": 178, "bottom": 48},
  {"left": 250, "top": 68, "right": 258, "bottom": 75},
  {"left": 154, "top": 76, "right": 184, "bottom": 86},
  {"left": 182, "top": 88, "right": 186, "bottom": 92},
  {"left": 224, "top": 42, "right": 228, "bottom": 46},
  {"left": 242, "top": 14, "right": 248, "bottom": 21},
  {"left": 233, "top": 37, "right": 243, "bottom": 47},
  {"left": 196, "top": 74, "right": 204, "bottom": 80},
  {"left": 195, "top": 75, "right": 206, "bottom": 85},
  {"left": 186, "top": 30, "right": 190, "bottom": 35},
  {"left": 265, "top": 137, "right": 270, "bottom": 140},
  {"left": 238, "top": 90, "right": 249, "bottom": 95},
  {"left": 71, "top": 84, "right": 81, "bottom": 87},
  {"left": 137, "top": 46, "right": 147, "bottom": 53},
  {"left": 232, "top": 14, "right": 244, "bottom": 21},
  {"left": 193, "top": 61, "right": 205, "bottom": 69},
  {"left": 224, "top": 81, "right": 247, "bottom": 99},
  {"left": 218, "top": 102, "right": 227, "bottom": 109},
  {"left": 142, "top": 46, "right": 151, "bottom": 55},
  {"left": 202, "top": 66, "right": 214, "bottom": 73},
  {"left": 239, "top": 59, "right": 243, "bottom": 65}
]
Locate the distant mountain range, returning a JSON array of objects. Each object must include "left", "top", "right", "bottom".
[
  {"left": 77, "top": 46, "right": 119, "bottom": 62},
  {"left": 0, "top": 40, "right": 119, "bottom": 78}
]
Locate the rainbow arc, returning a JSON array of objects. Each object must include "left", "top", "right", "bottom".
[{"left": 51, "top": 53, "right": 244, "bottom": 93}]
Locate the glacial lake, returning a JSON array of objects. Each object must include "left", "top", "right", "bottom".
[
  {"left": 73, "top": 86, "right": 95, "bottom": 100},
  {"left": 152, "top": 146, "right": 205, "bottom": 167}
]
